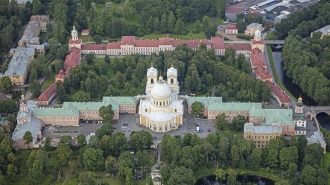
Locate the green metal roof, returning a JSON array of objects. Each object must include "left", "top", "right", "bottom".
[
  {"left": 208, "top": 102, "right": 262, "bottom": 111},
  {"left": 33, "top": 107, "right": 79, "bottom": 116},
  {"left": 33, "top": 96, "right": 136, "bottom": 117},
  {"left": 250, "top": 108, "right": 294, "bottom": 126},
  {"left": 188, "top": 97, "right": 223, "bottom": 106}
]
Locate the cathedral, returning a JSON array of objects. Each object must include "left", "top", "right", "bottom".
[{"left": 138, "top": 65, "right": 184, "bottom": 132}]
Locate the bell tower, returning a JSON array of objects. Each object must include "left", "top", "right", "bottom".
[
  {"left": 167, "top": 63, "right": 179, "bottom": 93},
  {"left": 19, "top": 94, "right": 28, "bottom": 112},
  {"left": 254, "top": 26, "right": 262, "bottom": 41},
  {"left": 295, "top": 95, "right": 304, "bottom": 113},
  {"left": 71, "top": 26, "right": 78, "bottom": 41},
  {"left": 145, "top": 64, "right": 158, "bottom": 94}
]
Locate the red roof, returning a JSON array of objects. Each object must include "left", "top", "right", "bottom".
[
  {"left": 211, "top": 37, "right": 225, "bottom": 49},
  {"left": 254, "top": 66, "right": 272, "bottom": 81},
  {"left": 64, "top": 47, "right": 81, "bottom": 71},
  {"left": 225, "top": 44, "right": 251, "bottom": 51},
  {"left": 250, "top": 50, "right": 267, "bottom": 67},
  {"left": 225, "top": 6, "right": 245, "bottom": 13},
  {"left": 107, "top": 42, "right": 121, "bottom": 49},
  {"left": 81, "top": 29, "right": 89, "bottom": 34},
  {"left": 81, "top": 44, "right": 107, "bottom": 50},
  {"left": 135, "top": 40, "right": 161, "bottom": 47},
  {"left": 265, "top": 81, "right": 291, "bottom": 103},
  {"left": 226, "top": 24, "right": 237, "bottom": 30},
  {"left": 68, "top": 38, "right": 82, "bottom": 45},
  {"left": 37, "top": 83, "right": 57, "bottom": 101},
  {"left": 251, "top": 39, "right": 264, "bottom": 45},
  {"left": 159, "top": 37, "right": 173, "bottom": 45},
  {"left": 121, "top": 36, "right": 136, "bottom": 45}
]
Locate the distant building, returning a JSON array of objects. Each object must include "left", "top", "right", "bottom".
[
  {"left": 12, "top": 95, "right": 42, "bottom": 149},
  {"left": 307, "top": 131, "right": 326, "bottom": 154},
  {"left": 11, "top": 0, "right": 32, "bottom": 7},
  {"left": 36, "top": 83, "right": 57, "bottom": 106},
  {"left": 292, "top": 96, "right": 307, "bottom": 135},
  {"left": 225, "top": 5, "right": 245, "bottom": 21},
  {"left": 3, "top": 47, "right": 35, "bottom": 86},
  {"left": 81, "top": 29, "right": 89, "bottom": 35},
  {"left": 244, "top": 123, "right": 282, "bottom": 148},
  {"left": 311, "top": 25, "right": 330, "bottom": 39},
  {"left": 245, "top": 23, "right": 264, "bottom": 36},
  {"left": 225, "top": 24, "right": 238, "bottom": 35},
  {"left": 151, "top": 163, "right": 162, "bottom": 185}
]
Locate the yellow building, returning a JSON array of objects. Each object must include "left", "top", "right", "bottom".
[
  {"left": 4, "top": 47, "right": 35, "bottom": 86},
  {"left": 244, "top": 123, "right": 282, "bottom": 148},
  {"left": 139, "top": 65, "right": 183, "bottom": 132}
]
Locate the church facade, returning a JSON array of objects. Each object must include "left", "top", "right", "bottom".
[{"left": 139, "top": 65, "right": 184, "bottom": 132}]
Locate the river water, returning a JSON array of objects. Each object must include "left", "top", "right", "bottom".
[{"left": 271, "top": 47, "right": 317, "bottom": 106}]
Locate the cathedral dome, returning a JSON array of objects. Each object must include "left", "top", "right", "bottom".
[{"left": 151, "top": 81, "right": 171, "bottom": 98}]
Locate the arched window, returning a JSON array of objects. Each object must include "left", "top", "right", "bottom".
[
  {"left": 160, "top": 102, "right": 162, "bottom": 106},
  {"left": 151, "top": 78, "right": 154, "bottom": 84},
  {"left": 171, "top": 78, "right": 174, "bottom": 84}
]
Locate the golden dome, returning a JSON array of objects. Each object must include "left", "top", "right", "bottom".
[
  {"left": 298, "top": 95, "right": 303, "bottom": 102},
  {"left": 159, "top": 76, "right": 163, "bottom": 81}
]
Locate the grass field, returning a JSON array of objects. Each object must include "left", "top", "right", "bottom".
[
  {"left": 80, "top": 35, "right": 91, "bottom": 42},
  {"left": 265, "top": 31, "right": 276, "bottom": 40},
  {"left": 41, "top": 71, "right": 56, "bottom": 90},
  {"left": 266, "top": 46, "right": 297, "bottom": 101}
]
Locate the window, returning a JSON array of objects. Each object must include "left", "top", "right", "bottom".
[
  {"left": 154, "top": 126, "right": 156, "bottom": 131},
  {"left": 171, "top": 79, "right": 174, "bottom": 84},
  {"left": 145, "top": 109, "right": 147, "bottom": 112},
  {"left": 175, "top": 109, "right": 177, "bottom": 112}
]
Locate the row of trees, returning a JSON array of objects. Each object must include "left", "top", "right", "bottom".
[
  {"left": 84, "top": 0, "right": 222, "bottom": 38},
  {"left": 160, "top": 115, "right": 328, "bottom": 185},
  {"left": 282, "top": 35, "right": 330, "bottom": 104}
]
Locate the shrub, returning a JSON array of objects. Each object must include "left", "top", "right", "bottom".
[
  {"left": 192, "top": 29, "right": 200, "bottom": 34},
  {"left": 237, "top": 34, "right": 254, "bottom": 40}
]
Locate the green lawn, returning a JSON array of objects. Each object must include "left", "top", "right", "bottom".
[
  {"left": 266, "top": 46, "right": 297, "bottom": 101},
  {"left": 320, "top": 152, "right": 330, "bottom": 185},
  {"left": 80, "top": 35, "right": 91, "bottom": 42},
  {"left": 265, "top": 31, "right": 276, "bottom": 40},
  {"left": 41, "top": 71, "right": 56, "bottom": 90},
  {"left": 95, "top": 1, "right": 125, "bottom": 17},
  {"left": 216, "top": 16, "right": 225, "bottom": 25}
]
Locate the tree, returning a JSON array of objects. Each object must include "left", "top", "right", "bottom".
[
  {"left": 29, "top": 68, "right": 37, "bottom": 83},
  {"left": 129, "top": 130, "right": 153, "bottom": 151},
  {"left": 30, "top": 80, "right": 41, "bottom": 98},
  {"left": 72, "top": 91, "right": 90, "bottom": 102},
  {"left": 300, "top": 165, "right": 317, "bottom": 185},
  {"left": 57, "top": 83, "right": 66, "bottom": 103},
  {"left": 136, "top": 150, "right": 149, "bottom": 170},
  {"left": 85, "top": 53, "right": 95, "bottom": 65},
  {"left": 205, "top": 25, "right": 217, "bottom": 38},
  {"left": 99, "top": 104, "right": 114, "bottom": 124},
  {"left": 275, "top": 180, "right": 290, "bottom": 185},
  {"left": 231, "top": 115, "right": 246, "bottom": 131},
  {"left": 77, "top": 134, "right": 87, "bottom": 148},
  {"left": 288, "top": 163, "right": 297, "bottom": 178},
  {"left": 44, "top": 137, "right": 51, "bottom": 151},
  {"left": 105, "top": 156, "right": 117, "bottom": 173},
  {"left": 231, "top": 145, "right": 240, "bottom": 168},
  {"left": 153, "top": 17, "right": 160, "bottom": 32},
  {"left": 215, "top": 113, "right": 228, "bottom": 130},
  {"left": 279, "top": 146, "right": 298, "bottom": 170},
  {"left": 227, "top": 169, "right": 237, "bottom": 185},
  {"left": 214, "top": 169, "right": 226, "bottom": 184},
  {"left": 79, "top": 171, "right": 97, "bottom": 185},
  {"left": 56, "top": 144, "right": 73, "bottom": 166},
  {"left": 23, "top": 131, "right": 33, "bottom": 145},
  {"left": 104, "top": 55, "right": 110, "bottom": 64},
  {"left": 202, "top": 16, "right": 210, "bottom": 31},
  {"left": 6, "top": 164, "right": 17, "bottom": 182},
  {"left": 95, "top": 123, "right": 113, "bottom": 139},
  {"left": 60, "top": 136, "right": 73, "bottom": 145},
  {"left": 83, "top": 148, "right": 104, "bottom": 171},
  {"left": 160, "top": 13, "right": 167, "bottom": 33},
  {"left": 93, "top": 35, "right": 102, "bottom": 44},
  {"left": 167, "top": 166, "right": 194, "bottom": 185},
  {"left": 302, "top": 143, "right": 323, "bottom": 166},
  {"left": 174, "top": 19, "right": 184, "bottom": 34},
  {"left": 0, "top": 76, "right": 13, "bottom": 93},
  {"left": 191, "top": 101, "right": 203, "bottom": 116},
  {"left": 167, "top": 11, "right": 176, "bottom": 33}
]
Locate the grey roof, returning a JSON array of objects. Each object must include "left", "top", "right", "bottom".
[
  {"left": 4, "top": 47, "right": 35, "bottom": 76},
  {"left": 247, "top": 23, "right": 263, "bottom": 30},
  {"left": 28, "top": 44, "right": 45, "bottom": 50},
  {"left": 12, "top": 0, "right": 32, "bottom": 4},
  {"left": 244, "top": 125, "right": 282, "bottom": 134},
  {"left": 270, "top": 6, "right": 287, "bottom": 15},
  {"left": 19, "top": 21, "right": 40, "bottom": 45},
  {"left": 307, "top": 131, "right": 326, "bottom": 146},
  {"left": 314, "top": 25, "right": 330, "bottom": 34},
  {"left": 12, "top": 117, "right": 41, "bottom": 142}
]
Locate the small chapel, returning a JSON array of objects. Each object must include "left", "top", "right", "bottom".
[{"left": 139, "top": 65, "right": 184, "bottom": 132}]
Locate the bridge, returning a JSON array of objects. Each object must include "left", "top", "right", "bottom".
[
  {"left": 224, "top": 40, "right": 285, "bottom": 45},
  {"left": 310, "top": 106, "right": 330, "bottom": 116}
]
